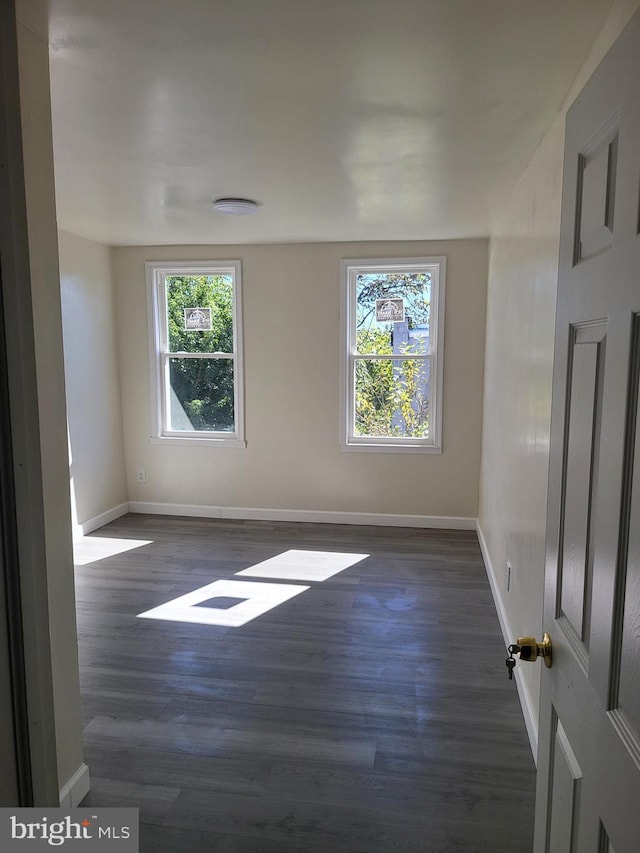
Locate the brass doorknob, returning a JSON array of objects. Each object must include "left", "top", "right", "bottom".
[{"left": 513, "top": 633, "right": 552, "bottom": 667}]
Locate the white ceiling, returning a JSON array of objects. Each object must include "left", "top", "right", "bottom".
[{"left": 47, "top": 0, "right": 613, "bottom": 247}]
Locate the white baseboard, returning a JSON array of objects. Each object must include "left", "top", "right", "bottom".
[
  {"left": 127, "top": 501, "right": 476, "bottom": 530},
  {"left": 75, "top": 502, "right": 129, "bottom": 538},
  {"left": 476, "top": 520, "right": 538, "bottom": 763},
  {"left": 128, "top": 501, "right": 220, "bottom": 519},
  {"left": 59, "top": 762, "right": 91, "bottom": 807}
]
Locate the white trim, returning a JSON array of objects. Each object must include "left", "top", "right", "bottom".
[
  {"left": 128, "top": 501, "right": 476, "bottom": 529},
  {"left": 340, "top": 256, "right": 446, "bottom": 453},
  {"left": 73, "top": 502, "right": 129, "bottom": 539},
  {"left": 149, "top": 436, "right": 246, "bottom": 448},
  {"left": 476, "top": 520, "right": 538, "bottom": 762},
  {"left": 432, "top": 256, "right": 446, "bottom": 451},
  {"left": 59, "top": 763, "right": 91, "bottom": 808},
  {"left": 146, "top": 262, "right": 162, "bottom": 438},
  {"left": 340, "top": 442, "right": 442, "bottom": 454},
  {"left": 145, "top": 260, "right": 245, "bottom": 444}
]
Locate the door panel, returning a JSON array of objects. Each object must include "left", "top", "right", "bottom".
[
  {"left": 559, "top": 322, "right": 606, "bottom": 652},
  {"left": 535, "top": 9, "right": 640, "bottom": 853},
  {"left": 547, "top": 715, "right": 582, "bottom": 853},
  {"left": 576, "top": 122, "right": 618, "bottom": 262}
]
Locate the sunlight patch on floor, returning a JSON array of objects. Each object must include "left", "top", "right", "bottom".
[
  {"left": 74, "top": 537, "right": 153, "bottom": 566},
  {"left": 236, "top": 549, "right": 368, "bottom": 582},
  {"left": 136, "top": 549, "right": 369, "bottom": 627},
  {"left": 137, "top": 579, "right": 309, "bottom": 627}
]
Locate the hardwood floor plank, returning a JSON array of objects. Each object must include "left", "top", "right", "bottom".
[
  {"left": 84, "top": 715, "right": 377, "bottom": 769},
  {"left": 81, "top": 776, "right": 181, "bottom": 824},
  {"left": 138, "top": 824, "right": 297, "bottom": 853},
  {"left": 158, "top": 787, "right": 531, "bottom": 853},
  {"left": 83, "top": 743, "right": 273, "bottom": 797},
  {"left": 79, "top": 664, "right": 257, "bottom": 699},
  {"left": 263, "top": 762, "right": 533, "bottom": 826}
]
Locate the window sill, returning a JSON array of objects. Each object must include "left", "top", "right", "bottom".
[
  {"left": 150, "top": 436, "right": 247, "bottom": 448},
  {"left": 341, "top": 441, "right": 441, "bottom": 454}
]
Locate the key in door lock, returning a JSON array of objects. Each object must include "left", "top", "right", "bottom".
[{"left": 505, "top": 633, "right": 552, "bottom": 680}]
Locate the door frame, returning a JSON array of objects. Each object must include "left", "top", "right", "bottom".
[{"left": 0, "top": 0, "right": 59, "bottom": 806}]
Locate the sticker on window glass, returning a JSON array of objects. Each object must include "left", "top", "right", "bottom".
[
  {"left": 375, "top": 298, "right": 404, "bottom": 323},
  {"left": 184, "top": 307, "right": 212, "bottom": 331}
]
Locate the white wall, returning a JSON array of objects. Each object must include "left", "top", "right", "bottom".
[
  {"left": 59, "top": 231, "right": 127, "bottom": 530},
  {"left": 114, "top": 239, "right": 487, "bottom": 522},
  {"left": 16, "top": 13, "right": 86, "bottom": 796},
  {"left": 478, "top": 0, "right": 640, "bottom": 745}
]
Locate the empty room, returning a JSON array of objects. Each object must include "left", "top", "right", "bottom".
[{"left": 2, "top": 1, "right": 640, "bottom": 852}]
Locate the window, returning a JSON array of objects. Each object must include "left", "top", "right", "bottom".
[
  {"left": 341, "top": 257, "right": 445, "bottom": 453},
  {"left": 146, "top": 261, "right": 245, "bottom": 446}
]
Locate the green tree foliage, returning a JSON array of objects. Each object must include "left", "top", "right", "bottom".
[
  {"left": 166, "top": 275, "right": 235, "bottom": 431},
  {"left": 354, "top": 273, "right": 430, "bottom": 438},
  {"left": 392, "top": 358, "right": 429, "bottom": 438}
]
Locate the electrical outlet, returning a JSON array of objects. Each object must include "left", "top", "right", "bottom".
[
  {"left": 136, "top": 469, "right": 146, "bottom": 484},
  {"left": 505, "top": 560, "right": 512, "bottom": 592}
]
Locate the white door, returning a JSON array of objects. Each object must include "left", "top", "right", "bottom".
[{"left": 534, "top": 9, "right": 640, "bottom": 853}]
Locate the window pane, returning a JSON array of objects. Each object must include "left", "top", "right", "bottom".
[
  {"left": 355, "top": 272, "right": 430, "bottom": 356},
  {"left": 166, "top": 275, "right": 233, "bottom": 354},
  {"left": 354, "top": 358, "right": 430, "bottom": 438},
  {"left": 168, "top": 357, "right": 234, "bottom": 432}
]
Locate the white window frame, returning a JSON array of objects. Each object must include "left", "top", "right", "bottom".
[
  {"left": 341, "top": 256, "right": 446, "bottom": 454},
  {"left": 146, "top": 260, "right": 245, "bottom": 447}
]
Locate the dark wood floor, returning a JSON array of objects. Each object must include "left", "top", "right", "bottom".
[{"left": 74, "top": 514, "right": 535, "bottom": 852}]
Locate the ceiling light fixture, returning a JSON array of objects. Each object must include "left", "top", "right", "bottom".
[{"left": 212, "top": 197, "right": 259, "bottom": 215}]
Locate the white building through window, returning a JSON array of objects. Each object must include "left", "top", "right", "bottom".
[
  {"left": 341, "top": 257, "right": 446, "bottom": 453},
  {"left": 146, "top": 261, "right": 245, "bottom": 446}
]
